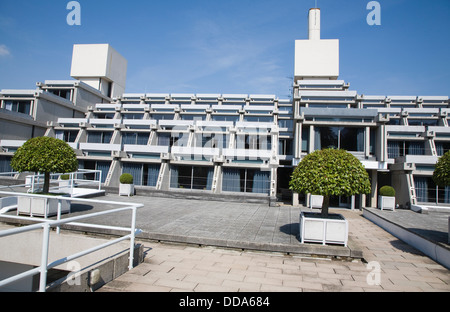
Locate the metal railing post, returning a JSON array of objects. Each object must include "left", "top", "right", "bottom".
[
  {"left": 38, "top": 223, "right": 51, "bottom": 292},
  {"left": 128, "top": 206, "right": 137, "bottom": 270},
  {"left": 56, "top": 199, "right": 62, "bottom": 234}
]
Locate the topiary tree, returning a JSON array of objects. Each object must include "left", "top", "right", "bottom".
[
  {"left": 11, "top": 137, "right": 78, "bottom": 194},
  {"left": 120, "top": 173, "right": 134, "bottom": 184},
  {"left": 433, "top": 150, "right": 450, "bottom": 187},
  {"left": 379, "top": 185, "right": 395, "bottom": 197},
  {"left": 289, "top": 148, "right": 371, "bottom": 217}
]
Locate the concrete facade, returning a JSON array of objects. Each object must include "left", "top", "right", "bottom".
[{"left": 0, "top": 9, "right": 449, "bottom": 209}]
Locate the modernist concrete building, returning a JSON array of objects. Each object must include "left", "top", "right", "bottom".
[
  {"left": 0, "top": 44, "right": 126, "bottom": 172},
  {"left": 0, "top": 9, "right": 449, "bottom": 209}
]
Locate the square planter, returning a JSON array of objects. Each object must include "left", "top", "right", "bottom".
[
  {"left": 299, "top": 211, "right": 348, "bottom": 246},
  {"left": 378, "top": 196, "right": 395, "bottom": 211},
  {"left": 17, "top": 196, "right": 71, "bottom": 218},
  {"left": 119, "top": 183, "right": 134, "bottom": 197}
]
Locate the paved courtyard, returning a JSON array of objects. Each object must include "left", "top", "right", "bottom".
[
  {"left": 1, "top": 190, "right": 449, "bottom": 292},
  {"left": 85, "top": 194, "right": 450, "bottom": 292}
]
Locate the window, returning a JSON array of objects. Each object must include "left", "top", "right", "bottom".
[
  {"left": 122, "top": 113, "right": 144, "bottom": 120},
  {"left": 4, "top": 100, "right": 31, "bottom": 115},
  {"left": 87, "top": 131, "right": 113, "bottom": 144},
  {"left": 0, "top": 156, "right": 12, "bottom": 173},
  {"left": 279, "top": 139, "right": 293, "bottom": 155},
  {"left": 387, "top": 141, "right": 425, "bottom": 158},
  {"left": 314, "top": 127, "right": 364, "bottom": 152},
  {"left": 301, "top": 128, "right": 309, "bottom": 152},
  {"left": 180, "top": 114, "right": 206, "bottom": 121},
  {"left": 408, "top": 119, "right": 438, "bottom": 126},
  {"left": 278, "top": 119, "right": 293, "bottom": 129},
  {"left": 51, "top": 89, "right": 71, "bottom": 100},
  {"left": 414, "top": 176, "right": 450, "bottom": 204},
  {"left": 79, "top": 160, "right": 110, "bottom": 183},
  {"left": 122, "top": 163, "right": 160, "bottom": 187},
  {"left": 243, "top": 116, "right": 273, "bottom": 123},
  {"left": 436, "top": 142, "right": 450, "bottom": 156},
  {"left": 200, "top": 133, "right": 228, "bottom": 149},
  {"left": 170, "top": 165, "right": 214, "bottom": 190},
  {"left": 55, "top": 130, "right": 79, "bottom": 143},
  {"left": 222, "top": 168, "right": 270, "bottom": 194},
  {"left": 94, "top": 113, "right": 115, "bottom": 119},
  {"left": 157, "top": 132, "right": 186, "bottom": 147},
  {"left": 122, "top": 132, "right": 150, "bottom": 145},
  {"left": 151, "top": 114, "right": 174, "bottom": 120},
  {"left": 211, "top": 115, "right": 240, "bottom": 122},
  {"left": 237, "top": 134, "right": 271, "bottom": 150}
]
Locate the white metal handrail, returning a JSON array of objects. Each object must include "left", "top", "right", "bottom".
[
  {"left": 28, "top": 169, "right": 103, "bottom": 193},
  {"left": 0, "top": 191, "right": 143, "bottom": 292}
]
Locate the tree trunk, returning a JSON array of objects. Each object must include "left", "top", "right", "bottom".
[
  {"left": 43, "top": 172, "right": 50, "bottom": 194},
  {"left": 321, "top": 195, "right": 330, "bottom": 218}
]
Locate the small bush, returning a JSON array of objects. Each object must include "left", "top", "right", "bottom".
[
  {"left": 120, "top": 173, "right": 134, "bottom": 184},
  {"left": 60, "top": 174, "right": 70, "bottom": 180},
  {"left": 379, "top": 186, "right": 395, "bottom": 197}
]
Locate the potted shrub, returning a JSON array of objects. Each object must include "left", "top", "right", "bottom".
[
  {"left": 378, "top": 186, "right": 396, "bottom": 211},
  {"left": 11, "top": 137, "right": 78, "bottom": 194},
  {"left": 290, "top": 149, "right": 371, "bottom": 246},
  {"left": 119, "top": 173, "right": 134, "bottom": 196},
  {"left": 11, "top": 137, "right": 78, "bottom": 217}
]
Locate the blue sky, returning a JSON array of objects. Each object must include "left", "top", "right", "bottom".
[{"left": 0, "top": 0, "right": 449, "bottom": 98}]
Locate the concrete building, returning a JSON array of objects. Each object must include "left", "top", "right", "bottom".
[
  {"left": 0, "top": 9, "right": 449, "bottom": 209},
  {"left": 0, "top": 44, "right": 126, "bottom": 173}
]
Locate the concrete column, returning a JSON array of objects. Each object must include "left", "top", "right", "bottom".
[
  {"left": 365, "top": 126, "right": 370, "bottom": 158},
  {"left": 370, "top": 170, "right": 378, "bottom": 208},
  {"left": 309, "top": 125, "right": 315, "bottom": 153},
  {"left": 294, "top": 122, "right": 301, "bottom": 158}
]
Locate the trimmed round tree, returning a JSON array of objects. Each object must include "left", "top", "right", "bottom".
[
  {"left": 289, "top": 148, "right": 371, "bottom": 217},
  {"left": 11, "top": 137, "right": 78, "bottom": 194},
  {"left": 433, "top": 150, "right": 450, "bottom": 187}
]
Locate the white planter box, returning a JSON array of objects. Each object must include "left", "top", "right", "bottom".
[
  {"left": 119, "top": 184, "right": 134, "bottom": 197},
  {"left": 378, "top": 196, "right": 395, "bottom": 211},
  {"left": 299, "top": 212, "right": 348, "bottom": 246},
  {"left": 17, "top": 196, "right": 71, "bottom": 218}
]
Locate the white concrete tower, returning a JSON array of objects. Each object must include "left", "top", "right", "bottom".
[
  {"left": 294, "top": 8, "right": 339, "bottom": 80},
  {"left": 70, "top": 44, "right": 128, "bottom": 98},
  {"left": 308, "top": 8, "right": 321, "bottom": 40}
]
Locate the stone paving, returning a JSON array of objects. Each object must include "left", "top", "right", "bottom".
[
  {"left": 1, "top": 190, "right": 449, "bottom": 292},
  {"left": 92, "top": 195, "right": 450, "bottom": 292}
]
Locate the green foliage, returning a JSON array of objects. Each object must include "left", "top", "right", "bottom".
[
  {"left": 11, "top": 137, "right": 78, "bottom": 194},
  {"left": 379, "top": 185, "right": 395, "bottom": 197},
  {"left": 60, "top": 174, "right": 70, "bottom": 180},
  {"left": 433, "top": 150, "right": 450, "bottom": 187},
  {"left": 120, "top": 173, "right": 134, "bottom": 184},
  {"left": 289, "top": 149, "right": 371, "bottom": 216},
  {"left": 290, "top": 149, "right": 371, "bottom": 197},
  {"left": 11, "top": 137, "right": 78, "bottom": 174}
]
